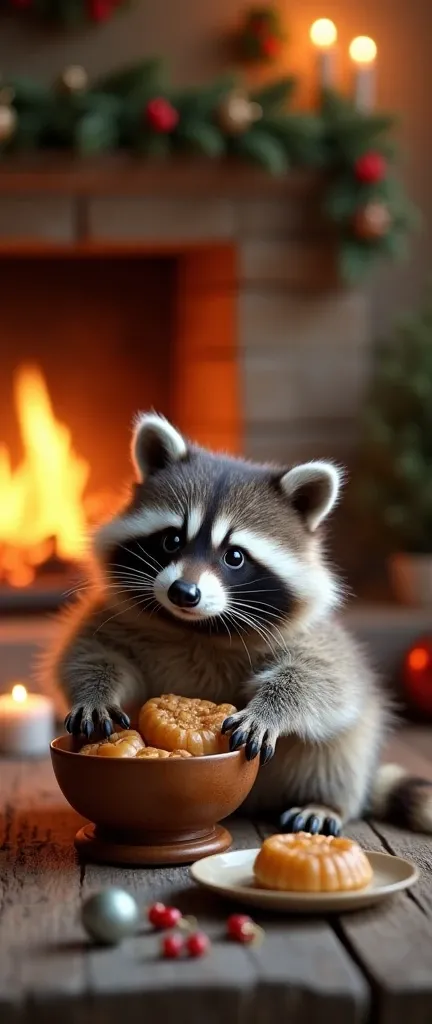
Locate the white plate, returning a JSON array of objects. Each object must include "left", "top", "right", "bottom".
[{"left": 190, "top": 848, "right": 419, "bottom": 913}]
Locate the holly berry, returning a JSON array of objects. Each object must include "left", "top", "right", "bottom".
[
  {"left": 159, "top": 906, "right": 182, "bottom": 929},
  {"left": 227, "top": 913, "right": 256, "bottom": 942},
  {"left": 146, "top": 97, "right": 179, "bottom": 134},
  {"left": 354, "top": 151, "right": 387, "bottom": 184},
  {"left": 148, "top": 902, "right": 166, "bottom": 927},
  {"left": 186, "top": 931, "right": 211, "bottom": 958},
  {"left": 162, "top": 934, "right": 184, "bottom": 959}
]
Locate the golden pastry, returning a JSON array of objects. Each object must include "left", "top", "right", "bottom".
[
  {"left": 80, "top": 729, "right": 144, "bottom": 758},
  {"left": 139, "top": 695, "right": 237, "bottom": 756},
  {"left": 254, "top": 832, "right": 373, "bottom": 892},
  {"left": 135, "top": 746, "right": 193, "bottom": 759}
]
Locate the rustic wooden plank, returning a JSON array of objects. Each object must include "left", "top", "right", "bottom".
[
  {"left": 0, "top": 759, "right": 87, "bottom": 1021},
  {"left": 341, "top": 820, "right": 432, "bottom": 1024}
]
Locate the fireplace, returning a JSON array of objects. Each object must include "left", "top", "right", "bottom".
[{"left": 0, "top": 241, "right": 240, "bottom": 608}]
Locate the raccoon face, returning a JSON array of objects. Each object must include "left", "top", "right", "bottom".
[{"left": 93, "top": 414, "right": 343, "bottom": 647}]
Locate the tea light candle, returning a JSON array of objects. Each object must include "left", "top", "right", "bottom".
[
  {"left": 310, "top": 19, "right": 338, "bottom": 91},
  {"left": 0, "top": 684, "right": 54, "bottom": 756},
  {"left": 349, "top": 35, "right": 377, "bottom": 111}
]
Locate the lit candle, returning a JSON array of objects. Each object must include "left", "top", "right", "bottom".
[
  {"left": 0, "top": 684, "right": 54, "bottom": 756},
  {"left": 310, "top": 19, "right": 338, "bottom": 91},
  {"left": 349, "top": 35, "right": 377, "bottom": 111}
]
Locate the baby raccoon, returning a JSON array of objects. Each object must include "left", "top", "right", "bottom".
[{"left": 51, "top": 413, "right": 432, "bottom": 836}]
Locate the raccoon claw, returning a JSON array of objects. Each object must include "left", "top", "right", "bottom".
[
  {"left": 279, "top": 806, "right": 342, "bottom": 837},
  {"left": 222, "top": 712, "right": 277, "bottom": 765},
  {"left": 64, "top": 703, "right": 130, "bottom": 739}
]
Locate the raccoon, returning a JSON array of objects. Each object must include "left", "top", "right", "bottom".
[{"left": 51, "top": 413, "right": 432, "bottom": 836}]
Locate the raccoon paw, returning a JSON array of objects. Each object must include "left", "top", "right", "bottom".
[
  {"left": 279, "top": 805, "right": 342, "bottom": 837},
  {"left": 64, "top": 703, "right": 130, "bottom": 739},
  {"left": 221, "top": 710, "right": 277, "bottom": 765}
]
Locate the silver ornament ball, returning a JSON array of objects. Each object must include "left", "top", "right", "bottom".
[{"left": 82, "top": 888, "right": 139, "bottom": 945}]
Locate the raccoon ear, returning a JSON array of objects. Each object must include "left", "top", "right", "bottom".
[
  {"left": 279, "top": 461, "right": 343, "bottom": 531},
  {"left": 131, "top": 413, "right": 188, "bottom": 481}
]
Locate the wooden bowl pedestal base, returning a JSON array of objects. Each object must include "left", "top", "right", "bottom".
[{"left": 75, "top": 822, "right": 232, "bottom": 866}]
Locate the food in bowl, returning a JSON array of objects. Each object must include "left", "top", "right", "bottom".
[
  {"left": 135, "top": 747, "right": 193, "bottom": 759},
  {"left": 254, "top": 832, "right": 374, "bottom": 893},
  {"left": 138, "top": 695, "right": 237, "bottom": 756},
  {"left": 81, "top": 729, "right": 144, "bottom": 758}
]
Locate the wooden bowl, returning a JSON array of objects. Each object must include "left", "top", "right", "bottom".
[{"left": 50, "top": 736, "right": 259, "bottom": 867}]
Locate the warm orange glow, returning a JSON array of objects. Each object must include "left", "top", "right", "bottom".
[
  {"left": 408, "top": 647, "right": 430, "bottom": 672},
  {"left": 12, "top": 683, "right": 28, "bottom": 704},
  {"left": 0, "top": 365, "right": 111, "bottom": 587},
  {"left": 349, "top": 36, "right": 377, "bottom": 65},
  {"left": 309, "top": 19, "right": 338, "bottom": 49}
]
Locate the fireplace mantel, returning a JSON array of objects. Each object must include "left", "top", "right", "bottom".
[{"left": 0, "top": 155, "right": 319, "bottom": 197}]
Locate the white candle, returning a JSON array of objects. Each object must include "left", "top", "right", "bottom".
[
  {"left": 310, "top": 19, "right": 338, "bottom": 92},
  {"left": 349, "top": 36, "right": 377, "bottom": 111},
  {"left": 0, "top": 684, "right": 54, "bottom": 756}
]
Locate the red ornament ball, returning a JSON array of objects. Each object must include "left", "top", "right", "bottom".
[
  {"left": 403, "top": 638, "right": 432, "bottom": 716},
  {"left": 146, "top": 97, "right": 179, "bottom": 134},
  {"left": 354, "top": 151, "right": 387, "bottom": 184},
  {"left": 186, "top": 931, "right": 211, "bottom": 958},
  {"left": 148, "top": 902, "right": 167, "bottom": 927},
  {"left": 162, "top": 934, "right": 184, "bottom": 959}
]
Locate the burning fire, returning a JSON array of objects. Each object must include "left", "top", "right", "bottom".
[{"left": 0, "top": 365, "right": 109, "bottom": 588}]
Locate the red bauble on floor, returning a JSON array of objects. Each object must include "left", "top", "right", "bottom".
[{"left": 403, "top": 638, "right": 432, "bottom": 716}]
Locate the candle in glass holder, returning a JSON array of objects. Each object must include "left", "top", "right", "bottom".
[
  {"left": 310, "top": 19, "right": 338, "bottom": 91},
  {"left": 0, "top": 684, "right": 54, "bottom": 756},
  {"left": 349, "top": 36, "right": 377, "bottom": 111}
]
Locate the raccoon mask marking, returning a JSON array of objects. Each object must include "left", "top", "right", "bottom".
[{"left": 93, "top": 414, "right": 343, "bottom": 643}]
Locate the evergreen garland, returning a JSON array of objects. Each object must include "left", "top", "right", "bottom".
[{"left": 0, "top": 60, "right": 417, "bottom": 283}]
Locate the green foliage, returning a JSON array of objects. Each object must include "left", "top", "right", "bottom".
[
  {"left": 0, "top": 60, "right": 416, "bottom": 282},
  {"left": 356, "top": 294, "right": 432, "bottom": 553}
]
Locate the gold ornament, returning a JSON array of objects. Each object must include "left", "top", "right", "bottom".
[
  {"left": 57, "top": 65, "right": 89, "bottom": 95},
  {"left": 0, "top": 104, "right": 17, "bottom": 144},
  {"left": 217, "top": 90, "right": 262, "bottom": 136},
  {"left": 353, "top": 201, "right": 392, "bottom": 240}
]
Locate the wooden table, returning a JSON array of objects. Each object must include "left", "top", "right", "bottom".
[{"left": 1, "top": 727, "right": 432, "bottom": 1024}]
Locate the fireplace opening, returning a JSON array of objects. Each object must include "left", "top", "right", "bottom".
[{"left": 0, "top": 245, "right": 240, "bottom": 610}]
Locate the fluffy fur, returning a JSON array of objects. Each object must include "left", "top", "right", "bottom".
[{"left": 49, "top": 413, "right": 432, "bottom": 833}]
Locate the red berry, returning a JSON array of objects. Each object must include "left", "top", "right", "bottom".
[
  {"left": 146, "top": 97, "right": 179, "bottom": 134},
  {"left": 354, "top": 151, "right": 387, "bottom": 184},
  {"left": 261, "top": 35, "right": 281, "bottom": 58},
  {"left": 162, "top": 934, "right": 184, "bottom": 959},
  {"left": 159, "top": 906, "right": 182, "bottom": 929},
  {"left": 227, "top": 913, "right": 255, "bottom": 943},
  {"left": 148, "top": 902, "right": 166, "bottom": 927},
  {"left": 186, "top": 931, "right": 211, "bottom": 958}
]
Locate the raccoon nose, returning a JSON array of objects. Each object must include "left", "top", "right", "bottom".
[{"left": 168, "top": 580, "right": 201, "bottom": 608}]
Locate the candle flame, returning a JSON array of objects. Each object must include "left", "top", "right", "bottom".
[
  {"left": 349, "top": 36, "right": 377, "bottom": 65},
  {"left": 310, "top": 19, "right": 338, "bottom": 48},
  {"left": 12, "top": 683, "right": 28, "bottom": 704}
]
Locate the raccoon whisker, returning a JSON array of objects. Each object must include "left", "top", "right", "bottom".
[
  {"left": 93, "top": 594, "right": 144, "bottom": 634},
  {"left": 117, "top": 544, "right": 162, "bottom": 577},
  {"left": 107, "top": 560, "right": 156, "bottom": 581},
  {"left": 105, "top": 571, "right": 155, "bottom": 588},
  {"left": 231, "top": 597, "right": 284, "bottom": 614},
  {"left": 233, "top": 605, "right": 289, "bottom": 654},
  {"left": 218, "top": 613, "right": 234, "bottom": 646},
  {"left": 228, "top": 607, "right": 278, "bottom": 659},
  {"left": 222, "top": 612, "right": 253, "bottom": 669},
  {"left": 62, "top": 582, "right": 90, "bottom": 599},
  {"left": 137, "top": 543, "right": 163, "bottom": 571},
  {"left": 227, "top": 575, "right": 276, "bottom": 589},
  {"left": 104, "top": 575, "right": 155, "bottom": 592},
  {"left": 230, "top": 604, "right": 288, "bottom": 657}
]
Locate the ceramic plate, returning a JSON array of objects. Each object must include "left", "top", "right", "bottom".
[{"left": 190, "top": 848, "right": 419, "bottom": 913}]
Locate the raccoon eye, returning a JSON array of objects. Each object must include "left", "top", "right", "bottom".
[
  {"left": 223, "top": 547, "right": 245, "bottom": 569},
  {"left": 161, "top": 529, "right": 182, "bottom": 555}
]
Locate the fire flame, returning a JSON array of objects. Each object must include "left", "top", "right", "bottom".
[{"left": 0, "top": 365, "right": 103, "bottom": 588}]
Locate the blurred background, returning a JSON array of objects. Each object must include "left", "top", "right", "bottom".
[{"left": 0, "top": 0, "right": 431, "bottom": 722}]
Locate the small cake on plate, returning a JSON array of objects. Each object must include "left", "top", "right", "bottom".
[
  {"left": 80, "top": 729, "right": 144, "bottom": 758},
  {"left": 139, "top": 695, "right": 237, "bottom": 756},
  {"left": 254, "top": 832, "right": 373, "bottom": 892},
  {"left": 135, "top": 746, "right": 193, "bottom": 760}
]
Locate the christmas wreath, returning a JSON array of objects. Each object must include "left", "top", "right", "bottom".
[{"left": 0, "top": 59, "right": 417, "bottom": 282}]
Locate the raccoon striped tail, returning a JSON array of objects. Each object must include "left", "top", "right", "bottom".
[{"left": 371, "top": 764, "right": 432, "bottom": 833}]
